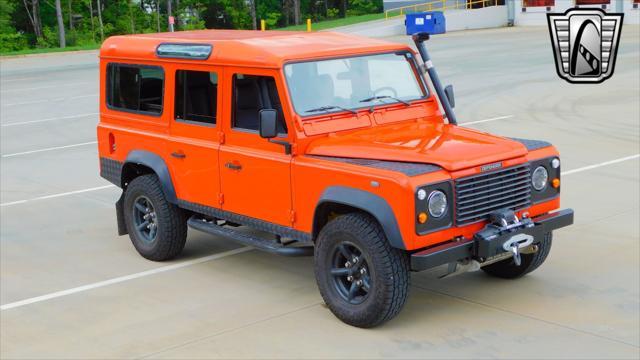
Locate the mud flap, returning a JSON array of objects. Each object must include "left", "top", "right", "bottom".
[{"left": 116, "top": 192, "right": 128, "bottom": 236}]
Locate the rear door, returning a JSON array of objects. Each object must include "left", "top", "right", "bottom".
[
  {"left": 218, "top": 70, "right": 293, "bottom": 226},
  {"left": 168, "top": 64, "right": 223, "bottom": 208}
]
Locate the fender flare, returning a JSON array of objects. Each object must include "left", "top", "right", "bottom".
[
  {"left": 314, "top": 186, "right": 405, "bottom": 250},
  {"left": 124, "top": 150, "right": 177, "bottom": 204}
]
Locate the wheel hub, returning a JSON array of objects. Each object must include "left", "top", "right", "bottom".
[
  {"left": 330, "top": 242, "right": 371, "bottom": 305},
  {"left": 133, "top": 196, "right": 158, "bottom": 243}
]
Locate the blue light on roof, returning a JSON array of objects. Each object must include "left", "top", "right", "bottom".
[{"left": 156, "top": 44, "right": 212, "bottom": 60}]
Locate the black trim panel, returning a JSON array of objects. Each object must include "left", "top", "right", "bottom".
[
  {"left": 308, "top": 156, "right": 441, "bottom": 177},
  {"left": 511, "top": 138, "right": 552, "bottom": 151},
  {"left": 178, "top": 199, "right": 313, "bottom": 243},
  {"left": 125, "top": 150, "right": 178, "bottom": 203},
  {"left": 100, "top": 157, "right": 123, "bottom": 186}
]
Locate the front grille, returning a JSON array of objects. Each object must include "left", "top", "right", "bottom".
[{"left": 455, "top": 163, "right": 531, "bottom": 226}]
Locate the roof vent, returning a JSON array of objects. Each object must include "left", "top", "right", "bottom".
[{"left": 156, "top": 43, "right": 212, "bottom": 60}]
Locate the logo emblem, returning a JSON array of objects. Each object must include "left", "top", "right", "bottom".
[
  {"left": 547, "top": 8, "right": 623, "bottom": 84},
  {"left": 480, "top": 162, "right": 502, "bottom": 172}
]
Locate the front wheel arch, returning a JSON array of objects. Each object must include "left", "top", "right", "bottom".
[{"left": 312, "top": 187, "right": 406, "bottom": 250}]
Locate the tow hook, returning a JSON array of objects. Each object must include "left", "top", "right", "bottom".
[{"left": 502, "top": 233, "right": 534, "bottom": 266}]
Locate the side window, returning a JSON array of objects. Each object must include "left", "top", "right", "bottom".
[
  {"left": 232, "top": 74, "right": 287, "bottom": 134},
  {"left": 175, "top": 70, "right": 218, "bottom": 125},
  {"left": 107, "top": 63, "right": 164, "bottom": 115}
]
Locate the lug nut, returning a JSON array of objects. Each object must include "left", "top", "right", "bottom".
[
  {"left": 356, "top": 280, "right": 363, "bottom": 286},
  {"left": 360, "top": 268, "right": 366, "bottom": 275},
  {"left": 345, "top": 262, "right": 351, "bottom": 268},
  {"left": 352, "top": 257, "right": 358, "bottom": 264},
  {"left": 347, "top": 276, "right": 354, "bottom": 282}
]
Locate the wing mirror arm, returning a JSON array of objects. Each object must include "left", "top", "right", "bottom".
[
  {"left": 412, "top": 32, "right": 458, "bottom": 125},
  {"left": 259, "top": 109, "right": 292, "bottom": 155}
]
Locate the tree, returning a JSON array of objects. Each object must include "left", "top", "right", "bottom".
[
  {"left": 248, "top": 0, "right": 256, "bottom": 29},
  {"left": 292, "top": 0, "right": 300, "bottom": 24},
  {"left": 22, "top": 0, "right": 43, "bottom": 38},
  {"left": 96, "top": 0, "right": 103, "bottom": 40},
  {"left": 54, "top": 0, "right": 65, "bottom": 47},
  {"left": 88, "top": 0, "right": 95, "bottom": 42}
]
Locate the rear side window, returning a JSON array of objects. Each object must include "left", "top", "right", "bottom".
[
  {"left": 107, "top": 63, "right": 164, "bottom": 115},
  {"left": 175, "top": 70, "right": 218, "bottom": 125}
]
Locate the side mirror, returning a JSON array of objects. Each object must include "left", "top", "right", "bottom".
[
  {"left": 444, "top": 85, "right": 455, "bottom": 108},
  {"left": 259, "top": 109, "right": 278, "bottom": 139}
]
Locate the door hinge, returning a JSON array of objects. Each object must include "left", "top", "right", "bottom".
[
  {"left": 218, "top": 193, "right": 224, "bottom": 205},
  {"left": 290, "top": 210, "right": 296, "bottom": 224},
  {"left": 218, "top": 132, "right": 225, "bottom": 144}
]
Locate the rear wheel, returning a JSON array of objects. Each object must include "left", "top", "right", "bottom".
[
  {"left": 314, "top": 213, "right": 410, "bottom": 328},
  {"left": 124, "top": 174, "right": 187, "bottom": 261},
  {"left": 482, "top": 232, "right": 553, "bottom": 279}
]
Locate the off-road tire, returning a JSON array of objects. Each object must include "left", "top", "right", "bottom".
[
  {"left": 482, "top": 232, "right": 553, "bottom": 279},
  {"left": 124, "top": 174, "right": 187, "bottom": 261},
  {"left": 314, "top": 213, "right": 410, "bottom": 328}
]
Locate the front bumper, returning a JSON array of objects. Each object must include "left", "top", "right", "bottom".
[{"left": 410, "top": 209, "right": 574, "bottom": 271}]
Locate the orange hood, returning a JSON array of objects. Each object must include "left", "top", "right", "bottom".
[{"left": 305, "top": 121, "right": 528, "bottom": 172}]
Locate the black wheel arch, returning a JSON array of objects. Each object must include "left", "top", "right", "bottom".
[
  {"left": 121, "top": 150, "right": 177, "bottom": 204},
  {"left": 312, "top": 186, "right": 406, "bottom": 250}
]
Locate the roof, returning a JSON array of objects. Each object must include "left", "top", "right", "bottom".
[{"left": 100, "top": 30, "right": 412, "bottom": 68}]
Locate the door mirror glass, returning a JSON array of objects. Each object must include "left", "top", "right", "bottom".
[
  {"left": 259, "top": 109, "right": 278, "bottom": 139},
  {"left": 444, "top": 85, "right": 455, "bottom": 108}
]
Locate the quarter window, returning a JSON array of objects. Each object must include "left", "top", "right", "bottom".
[
  {"left": 107, "top": 64, "right": 164, "bottom": 115},
  {"left": 175, "top": 70, "right": 218, "bottom": 125}
]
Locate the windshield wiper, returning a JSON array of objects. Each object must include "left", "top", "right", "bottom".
[
  {"left": 359, "top": 95, "right": 411, "bottom": 107},
  {"left": 305, "top": 105, "right": 357, "bottom": 115}
]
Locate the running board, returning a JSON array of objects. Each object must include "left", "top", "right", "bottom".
[{"left": 187, "top": 216, "right": 314, "bottom": 257}]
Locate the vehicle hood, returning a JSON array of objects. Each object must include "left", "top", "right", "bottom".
[{"left": 305, "top": 121, "right": 528, "bottom": 172}]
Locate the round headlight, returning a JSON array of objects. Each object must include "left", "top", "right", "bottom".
[
  {"left": 417, "top": 189, "right": 427, "bottom": 201},
  {"left": 532, "top": 166, "right": 549, "bottom": 191},
  {"left": 427, "top": 190, "right": 448, "bottom": 218}
]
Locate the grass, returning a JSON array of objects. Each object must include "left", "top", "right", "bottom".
[
  {"left": 0, "top": 43, "right": 101, "bottom": 57},
  {"left": 1, "top": 13, "right": 385, "bottom": 56},
  {"left": 276, "top": 13, "right": 385, "bottom": 32}
]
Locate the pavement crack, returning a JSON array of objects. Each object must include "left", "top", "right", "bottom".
[
  {"left": 411, "top": 284, "right": 640, "bottom": 350},
  {"left": 136, "top": 302, "right": 323, "bottom": 359}
]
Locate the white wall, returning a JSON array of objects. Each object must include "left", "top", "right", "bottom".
[
  {"left": 514, "top": 0, "right": 640, "bottom": 26},
  {"left": 445, "top": 6, "right": 509, "bottom": 31}
]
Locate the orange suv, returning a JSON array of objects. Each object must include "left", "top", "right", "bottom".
[{"left": 98, "top": 30, "right": 574, "bottom": 327}]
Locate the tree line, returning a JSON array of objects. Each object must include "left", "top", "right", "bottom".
[{"left": 0, "top": 0, "right": 382, "bottom": 53}]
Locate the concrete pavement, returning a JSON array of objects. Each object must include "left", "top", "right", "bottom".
[{"left": 1, "top": 26, "right": 638, "bottom": 359}]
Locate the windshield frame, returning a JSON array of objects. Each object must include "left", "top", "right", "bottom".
[{"left": 282, "top": 50, "right": 430, "bottom": 119}]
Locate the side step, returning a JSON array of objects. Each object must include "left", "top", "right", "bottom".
[{"left": 187, "top": 216, "right": 314, "bottom": 257}]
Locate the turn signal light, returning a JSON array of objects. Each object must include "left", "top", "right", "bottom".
[
  {"left": 418, "top": 212, "right": 428, "bottom": 224},
  {"left": 552, "top": 178, "right": 560, "bottom": 188}
]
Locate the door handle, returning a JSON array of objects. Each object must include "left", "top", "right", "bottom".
[
  {"left": 171, "top": 151, "right": 186, "bottom": 159},
  {"left": 225, "top": 162, "right": 242, "bottom": 170}
]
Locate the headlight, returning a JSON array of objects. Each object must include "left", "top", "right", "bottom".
[
  {"left": 532, "top": 166, "right": 549, "bottom": 191},
  {"left": 427, "top": 190, "right": 448, "bottom": 218}
]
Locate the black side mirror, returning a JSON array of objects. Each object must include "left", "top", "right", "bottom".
[
  {"left": 444, "top": 85, "right": 455, "bottom": 108},
  {"left": 259, "top": 109, "right": 278, "bottom": 139}
]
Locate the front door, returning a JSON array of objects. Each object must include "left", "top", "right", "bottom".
[
  {"left": 168, "top": 65, "right": 222, "bottom": 208},
  {"left": 219, "top": 71, "right": 293, "bottom": 226}
]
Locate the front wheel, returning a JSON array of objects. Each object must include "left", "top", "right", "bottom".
[
  {"left": 314, "top": 213, "right": 410, "bottom": 328},
  {"left": 482, "top": 232, "right": 553, "bottom": 279}
]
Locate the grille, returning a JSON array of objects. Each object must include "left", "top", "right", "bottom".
[{"left": 455, "top": 163, "right": 532, "bottom": 226}]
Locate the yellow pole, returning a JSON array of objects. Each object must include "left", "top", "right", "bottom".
[
  {"left": 260, "top": 19, "right": 266, "bottom": 31},
  {"left": 306, "top": 18, "right": 312, "bottom": 32}
]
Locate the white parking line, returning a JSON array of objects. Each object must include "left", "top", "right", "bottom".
[
  {"left": 561, "top": 154, "right": 640, "bottom": 176},
  {"left": 1, "top": 141, "right": 97, "bottom": 158},
  {"left": 460, "top": 115, "right": 515, "bottom": 126},
  {"left": 0, "top": 185, "right": 116, "bottom": 207},
  {"left": 0, "top": 247, "right": 254, "bottom": 311},
  {"left": 1, "top": 113, "right": 98, "bottom": 127},
  {"left": 0, "top": 154, "right": 637, "bottom": 310},
  {"left": 1, "top": 94, "right": 98, "bottom": 107}
]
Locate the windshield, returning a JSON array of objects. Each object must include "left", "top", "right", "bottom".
[{"left": 284, "top": 52, "right": 427, "bottom": 117}]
